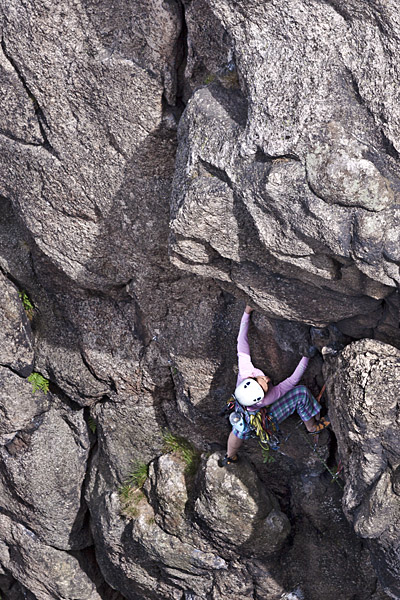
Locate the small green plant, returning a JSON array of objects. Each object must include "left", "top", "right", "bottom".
[
  {"left": 300, "top": 429, "right": 344, "bottom": 489},
  {"left": 162, "top": 430, "right": 200, "bottom": 476},
  {"left": 128, "top": 461, "right": 149, "bottom": 489},
  {"left": 88, "top": 416, "right": 97, "bottom": 434},
  {"left": 119, "top": 486, "right": 145, "bottom": 518},
  {"left": 203, "top": 73, "right": 216, "bottom": 85},
  {"left": 18, "top": 291, "right": 34, "bottom": 320},
  {"left": 28, "top": 372, "right": 49, "bottom": 394},
  {"left": 118, "top": 461, "right": 149, "bottom": 519},
  {"left": 260, "top": 444, "right": 275, "bottom": 464}
]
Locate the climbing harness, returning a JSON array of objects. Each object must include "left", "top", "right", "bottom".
[
  {"left": 223, "top": 396, "right": 281, "bottom": 457},
  {"left": 248, "top": 409, "right": 280, "bottom": 450},
  {"left": 221, "top": 382, "right": 342, "bottom": 476}
]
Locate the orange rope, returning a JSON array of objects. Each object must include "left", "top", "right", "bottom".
[{"left": 317, "top": 383, "right": 326, "bottom": 402}]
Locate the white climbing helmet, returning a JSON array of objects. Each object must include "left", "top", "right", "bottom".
[{"left": 234, "top": 378, "right": 264, "bottom": 407}]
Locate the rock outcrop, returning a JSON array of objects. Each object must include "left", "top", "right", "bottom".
[
  {"left": 170, "top": 1, "right": 400, "bottom": 343},
  {"left": 324, "top": 340, "right": 400, "bottom": 599},
  {"left": 0, "top": 0, "right": 399, "bottom": 599}
]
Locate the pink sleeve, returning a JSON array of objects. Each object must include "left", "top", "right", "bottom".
[
  {"left": 252, "top": 357, "right": 309, "bottom": 408},
  {"left": 237, "top": 311, "right": 251, "bottom": 355},
  {"left": 236, "top": 312, "right": 264, "bottom": 382}
]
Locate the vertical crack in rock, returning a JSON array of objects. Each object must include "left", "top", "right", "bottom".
[
  {"left": 380, "top": 130, "right": 400, "bottom": 161},
  {"left": 0, "top": 38, "right": 60, "bottom": 159},
  {"left": 169, "top": 0, "right": 188, "bottom": 118}
]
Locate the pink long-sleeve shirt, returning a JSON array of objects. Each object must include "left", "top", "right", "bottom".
[{"left": 237, "top": 311, "right": 309, "bottom": 409}]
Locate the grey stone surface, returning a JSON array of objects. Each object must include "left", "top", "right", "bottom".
[
  {"left": 0, "top": 513, "right": 101, "bottom": 600},
  {"left": 0, "top": 0, "right": 173, "bottom": 291},
  {"left": 0, "top": 272, "right": 33, "bottom": 376},
  {"left": 324, "top": 339, "right": 400, "bottom": 599},
  {"left": 194, "top": 453, "right": 290, "bottom": 556},
  {"left": 86, "top": 460, "right": 223, "bottom": 599},
  {"left": 0, "top": 396, "right": 91, "bottom": 551},
  {"left": 0, "top": 368, "right": 49, "bottom": 440},
  {"left": 146, "top": 453, "right": 189, "bottom": 535},
  {"left": 0, "top": 0, "right": 399, "bottom": 598},
  {"left": 170, "top": 0, "right": 400, "bottom": 343},
  {"left": 170, "top": 81, "right": 397, "bottom": 328}
]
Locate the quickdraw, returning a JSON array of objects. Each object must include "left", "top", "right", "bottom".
[
  {"left": 223, "top": 395, "right": 281, "bottom": 452},
  {"left": 248, "top": 408, "right": 279, "bottom": 448}
]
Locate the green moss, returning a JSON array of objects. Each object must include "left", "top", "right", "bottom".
[
  {"left": 28, "top": 372, "right": 49, "bottom": 394},
  {"left": 203, "top": 73, "right": 216, "bottom": 85},
  {"left": 128, "top": 461, "right": 149, "bottom": 489},
  {"left": 119, "top": 487, "right": 145, "bottom": 518},
  {"left": 18, "top": 290, "right": 34, "bottom": 320}
]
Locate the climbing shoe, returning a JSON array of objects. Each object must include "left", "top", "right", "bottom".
[
  {"left": 218, "top": 454, "right": 239, "bottom": 467},
  {"left": 308, "top": 416, "right": 330, "bottom": 435},
  {"left": 315, "top": 428, "right": 330, "bottom": 446}
]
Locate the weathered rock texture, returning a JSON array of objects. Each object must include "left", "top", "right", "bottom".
[
  {"left": 0, "top": 0, "right": 399, "bottom": 598},
  {"left": 324, "top": 340, "right": 400, "bottom": 600}
]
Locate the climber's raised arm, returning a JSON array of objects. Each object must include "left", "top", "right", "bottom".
[
  {"left": 237, "top": 306, "right": 264, "bottom": 382},
  {"left": 268, "top": 356, "right": 309, "bottom": 400}
]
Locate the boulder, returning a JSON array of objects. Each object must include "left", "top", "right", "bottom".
[
  {"left": 0, "top": 394, "right": 91, "bottom": 550},
  {"left": 324, "top": 339, "right": 400, "bottom": 598},
  {"left": 146, "top": 453, "right": 189, "bottom": 535},
  {"left": 194, "top": 453, "right": 290, "bottom": 556},
  {"left": 0, "top": 513, "right": 101, "bottom": 600},
  {"left": 86, "top": 463, "right": 227, "bottom": 600}
]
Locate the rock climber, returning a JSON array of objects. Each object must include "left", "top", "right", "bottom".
[{"left": 219, "top": 305, "right": 330, "bottom": 466}]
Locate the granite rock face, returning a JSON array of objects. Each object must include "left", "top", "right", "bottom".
[
  {"left": 170, "top": 0, "right": 400, "bottom": 343},
  {"left": 0, "top": 0, "right": 399, "bottom": 599},
  {"left": 0, "top": 273, "right": 33, "bottom": 377},
  {"left": 324, "top": 340, "right": 400, "bottom": 599}
]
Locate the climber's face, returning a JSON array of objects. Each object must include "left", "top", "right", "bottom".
[{"left": 256, "top": 375, "right": 270, "bottom": 393}]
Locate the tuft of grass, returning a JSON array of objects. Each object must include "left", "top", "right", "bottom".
[
  {"left": 118, "top": 461, "right": 149, "bottom": 519},
  {"left": 119, "top": 487, "right": 145, "bottom": 519},
  {"left": 162, "top": 430, "right": 200, "bottom": 477},
  {"left": 19, "top": 291, "right": 34, "bottom": 320},
  {"left": 127, "top": 461, "right": 149, "bottom": 489},
  {"left": 28, "top": 372, "right": 49, "bottom": 394}
]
